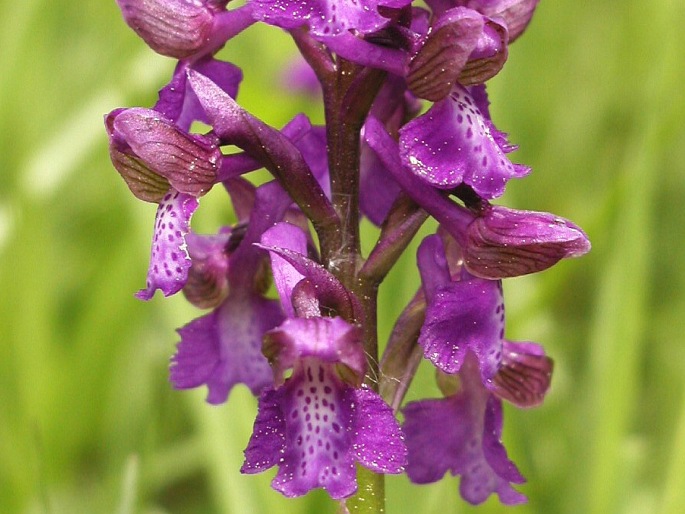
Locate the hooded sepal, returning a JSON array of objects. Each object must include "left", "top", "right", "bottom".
[{"left": 463, "top": 204, "right": 591, "bottom": 279}]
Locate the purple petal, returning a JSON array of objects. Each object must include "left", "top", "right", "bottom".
[
  {"left": 489, "top": 340, "right": 553, "bottom": 408},
  {"left": 404, "top": 395, "right": 467, "bottom": 484},
  {"left": 458, "top": 17, "right": 508, "bottom": 86},
  {"left": 359, "top": 142, "right": 402, "bottom": 225},
  {"left": 271, "top": 360, "right": 358, "bottom": 499},
  {"left": 419, "top": 276, "right": 504, "bottom": 380},
  {"left": 416, "top": 234, "right": 452, "bottom": 301},
  {"left": 137, "top": 189, "right": 198, "bottom": 300},
  {"left": 170, "top": 292, "right": 283, "bottom": 402},
  {"left": 468, "top": 0, "right": 540, "bottom": 43},
  {"left": 251, "top": 0, "right": 409, "bottom": 37},
  {"left": 261, "top": 222, "right": 309, "bottom": 317},
  {"left": 106, "top": 107, "right": 221, "bottom": 199},
  {"left": 352, "top": 387, "right": 407, "bottom": 473},
  {"left": 399, "top": 84, "right": 528, "bottom": 199},
  {"left": 242, "top": 387, "right": 287, "bottom": 472}
]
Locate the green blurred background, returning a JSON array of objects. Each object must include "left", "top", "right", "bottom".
[{"left": 1, "top": 1, "right": 684, "bottom": 513}]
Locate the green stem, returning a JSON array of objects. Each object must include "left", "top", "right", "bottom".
[
  {"left": 319, "top": 57, "right": 387, "bottom": 514},
  {"left": 341, "top": 467, "right": 386, "bottom": 514}
]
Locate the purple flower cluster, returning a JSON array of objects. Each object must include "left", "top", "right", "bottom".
[{"left": 106, "top": 0, "right": 589, "bottom": 507}]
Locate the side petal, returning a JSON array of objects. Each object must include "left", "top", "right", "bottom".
[
  {"left": 242, "top": 387, "right": 287, "bottom": 473},
  {"left": 170, "top": 292, "right": 283, "bottom": 403},
  {"left": 352, "top": 387, "right": 407, "bottom": 473},
  {"left": 403, "top": 395, "right": 467, "bottom": 483},
  {"left": 463, "top": 204, "right": 591, "bottom": 279},
  {"left": 399, "top": 84, "right": 528, "bottom": 199},
  {"left": 136, "top": 189, "right": 198, "bottom": 300},
  {"left": 418, "top": 278, "right": 504, "bottom": 380}
]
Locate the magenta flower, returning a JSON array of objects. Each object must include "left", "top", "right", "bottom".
[
  {"left": 240, "top": 222, "right": 406, "bottom": 498},
  {"left": 403, "top": 354, "right": 527, "bottom": 505},
  {"left": 243, "top": 317, "right": 406, "bottom": 498}
]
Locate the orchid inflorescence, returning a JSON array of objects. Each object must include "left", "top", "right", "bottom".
[{"left": 106, "top": 0, "right": 590, "bottom": 509}]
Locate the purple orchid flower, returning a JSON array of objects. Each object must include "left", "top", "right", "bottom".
[
  {"left": 105, "top": 107, "right": 222, "bottom": 299},
  {"left": 105, "top": 59, "right": 246, "bottom": 300},
  {"left": 403, "top": 233, "right": 553, "bottom": 504},
  {"left": 416, "top": 233, "right": 553, "bottom": 393},
  {"left": 240, "top": 222, "right": 406, "bottom": 498},
  {"left": 403, "top": 354, "right": 527, "bottom": 505}
]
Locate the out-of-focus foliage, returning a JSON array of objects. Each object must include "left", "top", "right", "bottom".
[{"left": 1, "top": 1, "right": 683, "bottom": 513}]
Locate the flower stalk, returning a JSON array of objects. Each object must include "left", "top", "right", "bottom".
[{"left": 105, "top": 0, "right": 590, "bottom": 511}]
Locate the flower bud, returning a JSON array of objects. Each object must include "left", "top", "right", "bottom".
[
  {"left": 116, "top": 0, "right": 218, "bottom": 59},
  {"left": 463, "top": 205, "right": 591, "bottom": 279},
  {"left": 458, "top": 19, "right": 508, "bottom": 86},
  {"left": 470, "top": 0, "right": 540, "bottom": 43},
  {"left": 407, "top": 8, "right": 483, "bottom": 101},
  {"left": 105, "top": 107, "right": 221, "bottom": 203}
]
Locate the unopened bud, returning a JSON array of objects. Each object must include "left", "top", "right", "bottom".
[
  {"left": 463, "top": 205, "right": 591, "bottom": 279},
  {"left": 116, "top": 0, "right": 218, "bottom": 58},
  {"left": 105, "top": 107, "right": 221, "bottom": 202}
]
